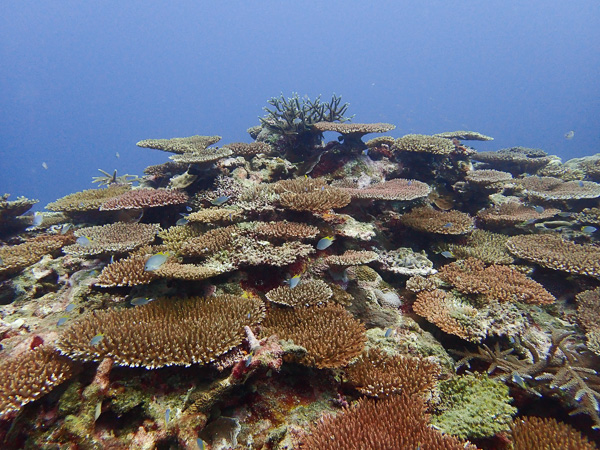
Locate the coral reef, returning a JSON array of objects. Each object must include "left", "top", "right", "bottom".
[{"left": 510, "top": 416, "right": 597, "bottom": 449}]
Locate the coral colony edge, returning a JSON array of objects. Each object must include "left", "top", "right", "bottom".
[{"left": 1, "top": 93, "right": 600, "bottom": 449}]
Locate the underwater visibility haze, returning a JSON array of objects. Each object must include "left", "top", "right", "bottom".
[{"left": 1, "top": 1, "right": 600, "bottom": 449}]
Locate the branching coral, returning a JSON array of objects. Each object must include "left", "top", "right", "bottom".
[
  {"left": 95, "top": 254, "right": 159, "bottom": 287},
  {"left": 453, "top": 331, "right": 600, "bottom": 428},
  {"left": 99, "top": 188, "right": 188, "bottom": 210},
  {"left": 393, "top": 134, "right": 456, "bottom": 155},
  {"left": 576, "top": 288, "right": 600, "bottom": 356},
  {"left": 265, "top": 280, "right": 333, "bottom": 307},
  {"left": 261, "top": 304, "right": 366, "bottom": 369},
  {"left": 57, "top": 295, "right": 266, "bottom": 368},
  {"left": 300, "top": 395, "right": 477, "bottom": 450},
  {"left": 510, "top": 416, "right": 597, "bottom": 449},
  {"left": 46, "top": 185, "right": 131, "bottom": 212},
  {"left": 344, "top": 348, "right": 440, "bottom": 398},
  {"left": 0, "top": 235, "right": 69, "bottom": 276},
  {"left": 506, "top": 233, "right": 600, "bottom": 277},
  {"left": 63, "top": 222, "right": 159, "bottom": 256},
  {"left": 400, "top": 206, "right": 474, "bottom": 235},
  {"left": 0, "top": 346, "right": 77, "bottom": 417},
  {"left": 341, "top": 178, "right": 431, "bottom": 201},
  {"left": 136, "top": 135, "right": 222, "bottom": 154},
  {"left": 438, "top": 258, "right": 555, "bottom": 304},
  {"left": 443, "top": 229, "right": 514, "bottom": 265},
  {"left": 252, "top": 221, "right": 319, "bottom": 240},
  {"left": 279, "top": 187, "right": 351, "bottom": 212}
]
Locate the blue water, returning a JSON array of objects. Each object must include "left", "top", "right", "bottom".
[{"left": 1, "top": 1, "right": 598, "bottom": 208}]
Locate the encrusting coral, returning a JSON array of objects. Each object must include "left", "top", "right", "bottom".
[
  {"left": 261, "top": 304, "right": 366, "bottom": 369},
  {"left": 0, "top": 346, "right": 77, "bottom": 417},
  {"left": 57, "top": 295, "right": 265, "bottom": 368}
]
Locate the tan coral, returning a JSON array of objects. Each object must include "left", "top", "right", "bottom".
[
  {"left": 301, "top": 395, "right": 477, "bottom": 450},
  {"left": 510, "top": 416, "right": 596, "bottom": 450},
  {"left": 229, "top": 237, "right": 315, "bottom": 267},
  {"left": 576, "top": 287, "right": 600, "bottom": 356},
  {"left": 99, "top": 188, "right": 188, "bottom": 210},
  {"left": 265, "top": 280, "right": 333, "bottom": 307},
  {"left": 158, "top": 223, "right": 204, "bottom": 252},
  {"left": 63, "top": 222, "right": 159, "bottom": 256},
  {"left": 400, "top": 206, "right": 474, "bottom": 235},
  {"left": 445, "top": 230, "right": 514, "bottom": 265},
  {"left": 46, "top": 185, "right": 131, "bottom": 212},
  {"left": 518, "top": 176, "right": 600, "bottom": 201},
  {"left": 223, "top": 141, "right": 273, "bottom": 156},
  {"left": 341, "top": 178, "right": 431, "bottom": 201},
  {"left": 0, "top": 235, "right": 70, "bottom": 276},
  {"left": 153, "top": 261, "right": 226, "bottom": 280},
  {"left": 473, "top": 148, "right": 553, "bottom": 174},
  {"left": 393, "top": 134, "right": 455, "bottom": 155},
  {"left": 57, "top": 295, "right": 265, "bottom": 368},
  {"left": 262, "top": 304, "right": 366, "bottom": 369},
  {"left": 433, "top": 130, "right": 494, "bottom": 141},
  {"left": 253, "top": 221, "right": 319, "bottom": 240},
  {"left": 136, "top": 135, "right": 221, "bottom": 154},
  {"left": 477, "top": 201, "right": 560, "bottom": 227},
  {"left": 95, "top": 254, "right": 159, "bottom": 287},
  {"left": 186, "top": 208, "right": 242, "bottom": 224},
  {"left": 170, "top": 147, "right": 233, "bottom": 164},
  {"left": 0, "top": 346, "right": 77, "bottom": 417},
  {"left": 506, "top": 234, "right": 600, "bottom": 277},
  {"left": 180, "top": 225, "right": 239, "bottom": 257},
  {"left": 465, "top": 169, "right": 513, "bottom": 186},
  {"left": 323, "top": 250, "right": 378, "bottom": 266},
  {"left": 344, "top": 348, "right": 440, "bottom": 398},
  {"left": 438, "top": 258, "right": 555, "bottom": 304},
  {"left": 279, "top": 188, "right": 351, "bottom": 212}
]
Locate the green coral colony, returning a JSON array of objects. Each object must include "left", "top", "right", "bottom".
[{"left": 1, "top": 93, "right": 600, "bottom": 448}]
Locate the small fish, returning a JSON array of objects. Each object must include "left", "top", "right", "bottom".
[
  {"left": 89, "top": 334, "right": 105, "bottom": 346},
  {"left": 384, "top": 328, "right": 393, "bottom": 338},
  {"left": 286, "top": 274, "right": 301, "bottom": 289},
  {"left": 131, "top": 297, "right": 154, "bottom": 306},
  {"left": 442, "top": 222, "right": 453, "bottom": 228},
  {"left": 32, "top": 212, "right": 44, "bottom": 227},
  {"left": 115, "top": 152, "right": 120, "bottom": 158},
  {"left": 176, "top": 218, "right": 189, "bottom": 226},
  {"left": 558, "top": 212, "right": 572, "bottom": 218},
  {"left": 57, "top": 317, "right": 69, "bottom": 326},
  {"left": 196, "top": 438, "right": 206, "bottom": 450},
  {"left": 579, "top": 180, "right": 585, "bottom": 187},
  {"left": 316, "top": 236, "right": 334, "bottom": 250},
  {"left": 186, "top": 205, "right": 193, "bottom": 212},
  {"left": 65, "top": 303, "right": 76, "bottom": 312},
  {"left": 76, "top": 236, "right": 93, "bottom": 247},
  {"left": 565, "top": 130, "right": 575, "bottom": 139},
  {"left": 245, "top": 353, "right": 253, "bottom": 367},
  {"left": 512, "top": 373, "right": 527, "bottom": 389},
  {"left": 362, "top": 149, "right": 369, "bottom": 156},
  {"left": 247, "top": 312, "right": 251, "bottom": 319},
  {"left": 407, "top": 180, "right": 412, "bottom": 186},
  {"left": 165, "top": 408, "right": 170, "bottom": 425},
  {"left": 292, "top": 118, "right": 302, "bottom": 125},
  {"left": 440, "top": 250, "right": 454, "bottom": 259},
  {"left": 94, "top": 401, "right": 102, "bottom": 421},
  {"left": 42, "top": 162, "right": 48, "bottom": 170},
  {"left": 144, "top": 252, "right": 170, "bottom": 271},
  {"left": 110, "top": 255, "right": 115, "bottom": 264},
  {"left": 211, "top": 195, "right": 230, "bottom": 206},
  {"left": 533, "top": 206, "right": 545, "bottom": 213},
  {"left": 582, "top": 226, "right": 597, "bottom": 234},
  {"left": 60, "top": 223, "right": 72, "bottom": 234}
]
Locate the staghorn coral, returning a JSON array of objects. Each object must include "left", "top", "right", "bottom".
[
  {"left": 265, "top": 280, "right": 333, "bottom": 307},
  {"left": 432, "top": 373, "right": 516, "bottom": 439},
  {"left": 400, "top": 206, "right": 474, "bottom": 235},
  {"left": 444, "top": 229, "right": 514, "bottom": 265},
  {"left": 519, "top": 176, "right": 600, "bottom": 201},
  {"left": 223, "top": 141, "right": 273, "bottom": 156},
  {"left": 438, "top": 258, "right": 555, "bottom": 304},
  {"left": 323, "top": 250, "right": 378, "bottom": 266},
  {"left": 510, "top": 416, "right": 597, "bottom": 449},
  {"left": 344, "top": 347, "right": 440, "bottom": 398},
  {"left": 261, "top": 304, "right": 366, "bottom": 369},
  {"left": 477, "top": 201, "right": 560, "bottom": 227},
  {"left": 57, "top": 295, "right": 265, "bottom": 368},
  {"left": 341, "top": 178, "right": 431, "bottom": 201},
  {"left": 0, "top": 346, "right": 77, "bottom": 417},
  {"left": 99, "top": 188, "right": 188, "bottom": 210},
  {"left": 46, "top": 184, "right": 131, "bottom": 212},
  {"left": 252, "top": 221, "right": 319, "bottom": 240},
  {"left": 63, "top": 222, "right": 159, "bottom": 256},
  {"left": 300, "top": 394, "right": 477, "bottom": 450},
  {"left": 393, "top": 134, "right": 456, "bottom": 155},
  {"left": 136, "top": 135, "right": 222, "bottom": 154},
  {"left": 433, "top": 130, "right": 494, "bottom": 141},
  {"left": 377, "top": 247, "right": 436, "bottom": 276},
  {"left": 506, "top": 233, "right": 600, "bottom": 277},
  {"left": 0, "top": 235, "right": 68, "bottom": 276},
  {"left": 95, "top": 254, "right": 159, "bottom": 287}
]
